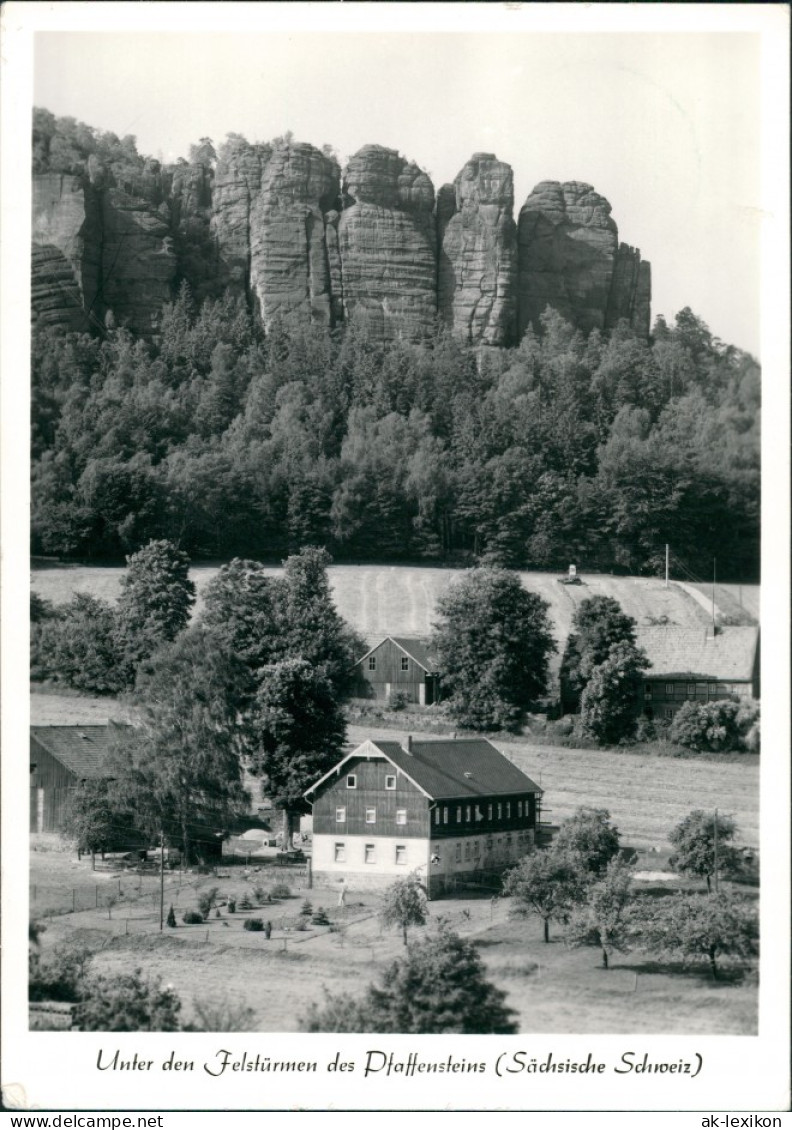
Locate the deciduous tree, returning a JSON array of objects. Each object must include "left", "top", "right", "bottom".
[
  {"left": 579, "top": 640, "right": 649, "bottom": 744},
  {"left": 636, "top": 892, "right": 758, "bottom": 979},
  {"left": 553, "top": 807, "right": 621, "bottom": 876},
  {"left": 503, "top": 846, "right": 589, "bottom": 943},
  {"left": 565, "top": 856, "right": 635, "bottom": 969},
  {"left": 668, "top": 810, "right": 741, "bottom": 894},
  {"left": 431, "top": 567, "right": 556, "bottom": 731},
  {"left": 115, "top": 539, "right": 195, "bottom": 681},
  {"left": 379, "top": 874, "right": 428, "bottom": 945}
]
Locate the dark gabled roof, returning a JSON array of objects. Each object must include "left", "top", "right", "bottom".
[
  {"left": 306, "top": 737, "right": 541, "bottom": 801},
  {"left": 30, "top": 724, "right": 132, "bottom": 780},
  {"left": 636, "top": 626, "right": 759, "bottom": 682},
  {"left": 354, "top": 636, "right": 436, "bottom": 673}
]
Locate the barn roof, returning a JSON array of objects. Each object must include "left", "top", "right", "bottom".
[
  {"left": 30, "top": 724, "right": 132, "bottom": 780},
  {"left": 354, "top": 636, "right": 436, "bottom": 673},
  {"left": 305, "top": 737, "right": 541, "bottom": 801},
  {"left": 635, "top": 626, "right": 759, "bottom": 681}
]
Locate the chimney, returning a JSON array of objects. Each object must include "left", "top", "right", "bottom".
[{"left": 406, "top": 734, "right": 413, "bottom": 754}]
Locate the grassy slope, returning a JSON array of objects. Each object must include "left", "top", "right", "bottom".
[{"left": 32, "top": 563, "right": 754, "bottom": 681}]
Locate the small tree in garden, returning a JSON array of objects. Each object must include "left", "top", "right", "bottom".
[
  {"left": 72, "top": 968, "right": 182, "bottom": 1031},
  {"left": 554, "top": 807, "right": 621, "bottom": 876},
  {"left": 579, "top": 640, "right": 649, "bottom": 744},
  {"left": 502, "top": 846, "right": 589, "bottom": 943},
  {"left": 636, "top": 892, "right": 758, "bottom": 979},
  {"left": 670, "top": 700, "right": 744, "bottom": 753},
  {"left": 379, "top": 874, "right": 428, "bottom": 945},
  {"left": 565, "top": 857, "right": 635, "bottom": 969},
  {"left": 301, "top": 926, "right": 517, "bottom": 1033},
  {"left": 669, "top": 809, "right": 741, "bottom": 894}
]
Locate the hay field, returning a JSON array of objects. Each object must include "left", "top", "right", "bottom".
[{"left": 31, "top": 562, "right": 733, "bottom": 671}]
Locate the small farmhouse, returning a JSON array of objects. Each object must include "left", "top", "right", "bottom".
[
  {"left": 635, "top": 625, "right": 760, "bottom": 720},
  {"left": 29, "top": 723, "right": 131, "bottom": 835},
  {"left": 305, "top": 737, "right": 542, "bottom": 897},
  {"left": 353, "top": 636, "right": 439, "bottom": 705}
]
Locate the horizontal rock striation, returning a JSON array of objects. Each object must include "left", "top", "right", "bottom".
[
  {"left": 517, "top": 181, "right": 619, "bottom": 337},
  {"left": 438, "top": 153, "right": 517, "bottom": 347},
  {"left": 31, "top": 128, "right": 651, "bottom": 345},
  {"left": 338, "top": 145, "right": 437, "bottom": 342}
]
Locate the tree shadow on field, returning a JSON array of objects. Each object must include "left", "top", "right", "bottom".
[{"left": 627, "top": 958, "right": 756, "bottom": 987}]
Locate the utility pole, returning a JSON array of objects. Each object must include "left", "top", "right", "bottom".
[
  {"left": 711, "top": 558, "right": 717, "bottom": 630},
  {"left": 159, "top": 829, "right": 165, "bottom": 931},
  {"left": 665, "top": 544, "right": 669, "bottom": 589}
]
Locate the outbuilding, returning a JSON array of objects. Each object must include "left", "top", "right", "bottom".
[{"left": 353, "top": 636, "right": 440, "bottom": 705}]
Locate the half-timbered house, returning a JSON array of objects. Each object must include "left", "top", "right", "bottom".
[{"left": 305, "top": 736, "right": 542, "bottom": 896}]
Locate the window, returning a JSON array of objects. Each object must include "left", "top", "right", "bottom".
[
  {"left": 395, "top": 845, "right": 407, "bottom": 865},
  {"left": 456, "top": 806, "right": 462, "bottom": 823},
  {"left": 473, "top": 840, "right": 480, "bottom": 858},
  {"left": 401, "top": 657, "right": 409, "bottom": 671},
  {"left": 365, "top": 843, "right": 376, "bottom": 864},
  {"left": 434, "top": 808, "right": 440, "bottom": 826},
  {"left": 687, "top": 684, "right": 696, "bottom": 696},
  {"left": 664, "top": 708, "right": 675, "bottom": 721},
  {"left": 497, "top": 803, "right": 503, "bottom": 820},
  {"left": 368, "top": 656, "right": 376, "bottom": 671},
  {"left": 443, "top": 806, "right": 448, "bottom": 825},
  {"left": 644, "top": 684, "right": 653, "bottom": 699},
  {"left": 708, "top": 684, "right": 718, "bottom": 695},
  {"left": 517, "top": 800, "right": 523, "bottom": 818},
  {"left": 464, "top": 842, "right": 471, "bottom": 860},
  {"left": 506, "top": 802, "right": 511, "bottom": 819},
  {"left": 487, "top": 804, "right": 493, "bottom": 821},
  {"left": 396, "top": 809, "right": 407, "bottom": 826},
  {"left": 334, "top": 843, "right": 346, "bottom": 862},
  {"left": 335, "top": 806, "right": 346, "bottom": 823},
  {"left": 665, "top": 683, "right": 674, "bottom": 695},
  {"left": 455, "top": 843, "right": 462, "bottom": 862},
  {"left": 385, "top": 774, "right": 396, "bottom": 790},
  {"left": 475, "top": 805, "right": 482, "bottom": 821},
  {"left": 346, "top": 774, "right": 357, "bottom": 789},
  {"left": 465, "top": 805, "right": 471, "bottom": 823},
  {"left": 365, "top": 808, "right": 376, "bottom": 824}
]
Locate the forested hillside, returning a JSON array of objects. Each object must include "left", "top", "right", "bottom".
[{"left": 31, "top": 112, "right": 760, "bottom": 579}]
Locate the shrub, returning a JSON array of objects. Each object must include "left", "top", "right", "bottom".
[
  {"left": 388, "top": 690, "right": 410, "bottom": 712},
  {"left": 253, "top": 885, "right": 267, "bottom": 904},
  {"left": 166, "top": 905, "right": 177, "bottom": 928},
  {"left": 301, "top": 899, "right": 313, "bottom": 918},
  {"left": 227, "top": 898, "right": 236, "bottom": 914},
  {"left": 29, "top": 941, "right": 93, "bottom": 1002},
  {"left": 182, "top": 909, "right": 204, "bottom": 925},
  {"left": 187, "top": 994, "right": 257, "bottom": 1032},
  {"left": 670, "top": 700, "right": 744, "bottom": 752},
  {"left": 198, "top": 887, "right": 219, "bottom": 920},
  {"left": 243, "top": 918, "right": 264, "bottom": 932},
  {"left": 269, "top": 882, "right": 291, "bottom": 900},
  {"left": 238, "top": 894, "right": 253, "bottom": 911},
  {"left": 634, "top": 715, "right": 656, "bottom": 743},
  {"left": 72, "top": 968, "right": 181, "bottom": 1031},
  {"left": 311, "top": 908, "right": 330, "bottom": 926}
]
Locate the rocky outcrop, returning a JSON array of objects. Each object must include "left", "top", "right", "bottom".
[
  {"left": 438, "top": 153, "right": 517, "bottom": 347},
  {"left": 31, "top": 174, "right": 101, "bottom": 332},
  {"left": 99, "top": 189, "right": 177, "bottom": 335},
  {"left": 337, "top": 145, "right": 437, "bottom": 342},
  {"left": 517, "top": 181, "right": 619, "bottom": 337},
  {"left": 31, "top": 126, "right": 652, "bottom": 344},
  {"left": 605, "top": 242, "right": 651, "bottom": 337},
  {"left": 250, "top": 141, "right": 339, "bottom": 328}
]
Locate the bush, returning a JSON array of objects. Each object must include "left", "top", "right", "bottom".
[
  {"left": 300, "top": 899, "right": 313, "bottom": 918},
  {"left": 253, "top": 885, "right": 267, "bottom": 904},
  {"left": 29, "top": 941, "right": 93, "bottom": 1002},
  {"left": 186, "top": 994, "right": 257, "bottom": 1032},
  {"left": 388, "top": 690, "right": 410, "bottom": 712},
  {"left": 182, "top": 909, "right": 204, "bottom": 925},
  {"left": 670, "top": 700, "right": 745, "bottom": 752},
  {"left": 166, "top": 905, "right": 177, "bottom": 928},
  {"left": 72, "top": 968, "right": 181, "bottom": 1031},
  {"left": 311, "top": 908, "right": 330, "bottom": 926},
  {"left": 243, "top": 918, "right": 264, "bottom": 932},
  {"left": 269, "top": 882, "right": 291, "bottom": 900},
  {"left": 634, "top": 715, "right": 656, "bottom": 743},
  {"left": 238, "top": 894, "right": 253, "bottom": 911},
  {"left": 227, "top": 898, "right": 236, "bottom": 914},
  {"left": 198, "top": 887, "right": 219, "bottom": 920}
]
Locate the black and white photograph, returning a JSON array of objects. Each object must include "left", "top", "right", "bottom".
[{"left": 1, "top": 0, "right": 789, "bottom": 1116}]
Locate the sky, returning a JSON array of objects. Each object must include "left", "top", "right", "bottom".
[{"left": 23, "top": 7, "right": 783, "bottom": 357}]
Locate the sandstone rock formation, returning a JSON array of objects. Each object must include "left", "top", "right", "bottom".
[
  {"left": 605, "top": 242, "right": 652, "bottom": 337},
  {"left": 31, "top": 174, "right": 101, "bottom": 332},
  {"left": 250, "top": 141, "right": 339, "bottom": 328},
  {"left": 31, "top": 125, "right": 652, "bottom": 345},
  {"left": 438, "top": 153, "right": 517, "bottom": 347},
  {"left": 337, "top": 145, "right": 437, "bottom": 342},
  {"left": 517, "top": 181, "right": 619, "bottom": 337}
]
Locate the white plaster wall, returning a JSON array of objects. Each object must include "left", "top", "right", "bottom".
[{"left": 313, "top": 833, "right": 429, "bottom": 877}]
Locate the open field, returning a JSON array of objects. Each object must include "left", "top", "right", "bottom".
[
  {"left": 32, "top": 562, "right": 755, "bottom": 681},
  {"left": 29, "top": 843, "right": 757, "bottom": 1035}
]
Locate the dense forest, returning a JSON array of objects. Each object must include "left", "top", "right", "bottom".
[{"left": 31, "top": 114, "right": 760, "bottom": 579}]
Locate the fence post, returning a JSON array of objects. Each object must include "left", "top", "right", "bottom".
[
  {"left": 95, "top": 886, "right": 99, "bottom": 908},
  {"left": 72, "top": 889, "right": 76, "bottom": 913}
]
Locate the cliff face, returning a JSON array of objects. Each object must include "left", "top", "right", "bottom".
[
  {"left": 31, "top": 137, "right": 651, "bottom": 345},
  {"left": 438, "top": 153, "right": 517, "bottom": 347},
  {"left": 338, "top": 145, "right": 437, "bottom": 342}
]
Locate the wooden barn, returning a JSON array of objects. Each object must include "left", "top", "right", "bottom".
[
  {"left": 353, "top": 637, "right": 440, "bottom": 705},
  {"left": 635, "top": 625, "right": 760, "bottom": 720},
  {"left": 29, "top": 723, "right": 131, "bottom": 835},
  {"left": 305, "top": 736, "right": 542, "bottom": 897}
]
